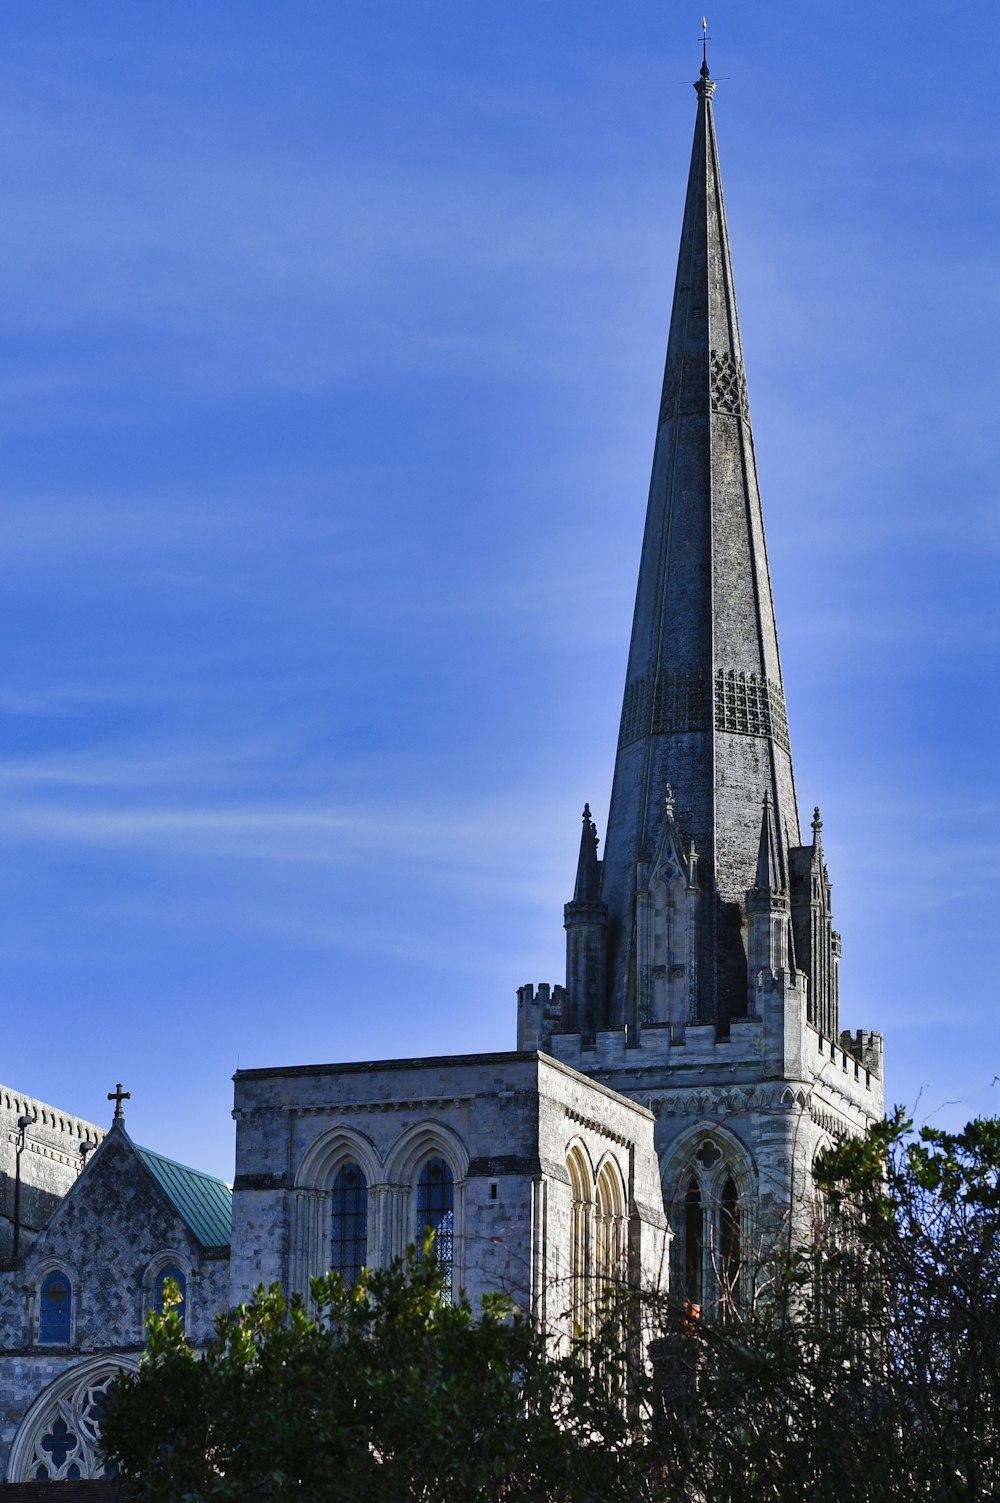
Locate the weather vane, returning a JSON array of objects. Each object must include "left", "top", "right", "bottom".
[{"left": 699, "top": 17, "right": 711, "bottom": 67}]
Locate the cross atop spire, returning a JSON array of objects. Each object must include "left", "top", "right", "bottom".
[{"left": 694, "top": 18, "right": 715, "bottom": 99}]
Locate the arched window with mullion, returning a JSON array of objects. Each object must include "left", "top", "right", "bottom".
[
  {"left": 330, "top": 1163, "right": 369, "bottom": 1287},
  {"left": 416, "top": 1157, "right": 454, "bottom": 1296}
]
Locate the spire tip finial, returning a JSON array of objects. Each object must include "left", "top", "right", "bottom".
[{"left": 694, "top": 19, "right": 715, "bottom": 97}]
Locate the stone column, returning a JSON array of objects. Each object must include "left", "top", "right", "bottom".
[{"left": 289, "top": 1189, "right": 329, "bottom": 1297}]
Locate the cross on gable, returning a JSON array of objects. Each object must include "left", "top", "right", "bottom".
[{"left": 107, "top": 1083, "right": 131, "bottom": 1121}]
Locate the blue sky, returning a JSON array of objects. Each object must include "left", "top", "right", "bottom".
[{"left": 0, "top": 3, "right": 997, "bottom": 1180}]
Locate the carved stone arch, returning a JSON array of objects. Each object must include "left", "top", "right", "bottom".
[
  {"left": 296, "top": 1126, "right": 383, "bottom": 1190},
  {"left": 565, "top": 1138, "right": 595, "bottom": 1198},
  {"left": 660, "top": 1122, "right": 757, "bottom": 1316},
  {"left": 30, "top": 1253, "right": 80, "bottom": 1285},
  {"left": 288, "top": 1129, "right": 382, "bottom": 1298},
  {"left": 7, "top": 1354, "right": 140, "bottom": 1481},
  {"left": 384, "top": 1119, "right": 469, "bottom": 1186},
  {"left": 660, "top": 1121, "right": 756, "bottom": 1207},
  {"left": 565, "top": 1140, "right": 597, "bottom": 1333},
  {"left": 593, "top": 1151, "right": 626, "bottom": 1214},
  {"left": 143, "top": 1248, "right": 193, "bottom": 1287},
  {"left": 381, "top": 1121, "right": 468, "bottom": 1286},
  {"left": 593, "top": 1152, "right": 628, "bottom": 1292}
]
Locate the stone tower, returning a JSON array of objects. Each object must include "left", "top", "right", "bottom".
[{"left": 518, "top": 59, "right": 883, "bottom": 1306}]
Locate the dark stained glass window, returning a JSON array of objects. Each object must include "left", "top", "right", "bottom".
[
  {"left": 683, "top": 1178, "right": 703, "bottom": 1309},
  {"left": 331, "top": 1163, "right": 368, "bottom": 1287},
  {"left": 720, "top": 1176, "right": 740, "bottom": 1308},
  {"left": 39, "top": 1271, "right": 71, "bottom": 1344},
  {"left": 416, "top": 1157, "right": 454, "bottom": 1296},
  {"left": 154, "top": 1264, "right": 187, "bottom": 1328}
]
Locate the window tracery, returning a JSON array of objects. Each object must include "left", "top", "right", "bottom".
[
  {"left": 331, "top": 1161, "right": 368, "bottom": 1286},
  {"left": 416, "top": 1157, "right": 454, "bottom": 1296},
  {"left": 9, "top": 1363, "right": 127, "bottom": 1482},
  {"left": 670, "top": 1135, "right": 751, "bottom": 1316}
]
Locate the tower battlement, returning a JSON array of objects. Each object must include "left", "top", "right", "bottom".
[{"left": 516, "top": 982, "right": 568, "bottom": 1052}]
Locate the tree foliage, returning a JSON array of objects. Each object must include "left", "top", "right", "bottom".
[
  {"left": 100, "top": 1238, "right": 643, "bottom": 1503},
  {"left": 645, "top": 1110, "right": 1000, "bottom": 1502}
]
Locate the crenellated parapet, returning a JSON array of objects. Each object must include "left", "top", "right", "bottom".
[
  {"left": 516, "top": 982, "right": 567, "bottom": 1052},
  {"left": 838, "top": 1028, "right": 884, "bottom": 1078}
]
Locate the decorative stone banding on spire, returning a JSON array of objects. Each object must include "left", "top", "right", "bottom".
[
  {"left": 714, "top": 669, "right": 789, "bottom": 748},
  {"left": 658, "top": 349, "right": 750, "bottom": 426},
  {"left": 618, "top": 669, "right": 789, "bottom": 753},
  {"left": 709, "top": 349, "right": 749, "bottom": 420}
]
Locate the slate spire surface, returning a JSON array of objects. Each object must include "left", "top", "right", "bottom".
[{"left": 599, "top": 59, "right": 801, "bottom": 1031}]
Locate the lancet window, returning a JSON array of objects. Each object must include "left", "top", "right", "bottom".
[
  {"left": 153, "top": 1263, "right": 187, "bottom": 1328},
  {"left": 683, "top": 1177, "right": 704, "bottom": 1309},
  {"left": 331, "top": 1162, "right": 369, "bottom": 1287},
  {"left": 567, "top": 1147, "right": 594, "bottom": 1335},
  {"left": 416, "top": 1157, "right": 454, "bottom": 1296},
  {"left": 595, "top": 1160, "right": 627, "bottom": 1294},
  {"left": 38, "top": 1270, "right": 72, "bottom": 1345}
]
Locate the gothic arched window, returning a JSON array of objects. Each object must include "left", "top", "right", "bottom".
[
  {"left": 671, "top": 1137, "right": 751, "bottom": 1318},
  {"left": 153, "top": 1264, "right": 187, "bottom": 1329},
  {"left": 567, "top": 1147, "right": 594, "bottom": 1334},
  {"left": 331, "top": 1162, "right": 369, "bottom": 1287},
  {"left": 683, "top": 1178, "right": 704, "bottom": 1310},
  {"left": 38, "top": 1270, "right": 72, "bottom": 1345},
  {"left": 595, "top": 1161, "right": 626, "bottom": 1292},
  {"left": 416, "top": 1157, "right": 454, "bottom": 1295},
  {"left": 720, "top": 1176, "right": 740, "bottom": 1311}
]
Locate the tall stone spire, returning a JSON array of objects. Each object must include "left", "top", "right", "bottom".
[{"left": 599, "top": 58, "right": 801, "bottom": 1033}]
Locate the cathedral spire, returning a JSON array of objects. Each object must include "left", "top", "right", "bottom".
[{"left": 597, "top": 55, "right": 801, "bottom": 1034}]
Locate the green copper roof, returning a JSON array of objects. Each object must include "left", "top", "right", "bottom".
[{"left": 136, "top": 1144, "right": 232, "bottom": 1248}]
